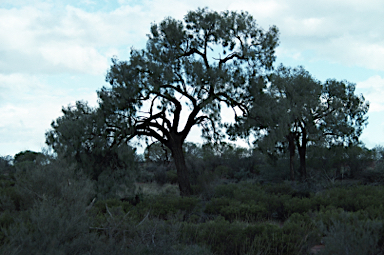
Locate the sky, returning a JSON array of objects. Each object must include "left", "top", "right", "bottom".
[{"left": 1, "top": 0, "right": 384, "bottom": 156}]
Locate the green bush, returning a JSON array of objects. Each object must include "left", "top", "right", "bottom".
[
  {"left": 127, "top": 218, "right": 213, "bottom": 255},
  {"left": 316, "top": 210, "right": 382, "bottom": 255},
  {"left": 0, "top": 160, "right": 103, "bottom": 254},
  {"left": 0, "top": 187, "right": 22, "bottom": 211},
  {"left": 213, "top": 183, "right": 239, "bottom": 198},
  {"left": 90, "top": 201, "right": 213, "bottom": 255},
  {"left": 182, "top": 216, "right": 311, "bottom": 255},
  {"left": 90, "top": 198, "right": 133, "bottom": 218},
  {"left": 284, "top": 197, "right": 314, "bottom": 216},
  {"left": 130, "top": 195, "right": 200, "bottom": 221},
  {"left": 317, "top": 186, "right": 384, "bottom": 212},
  {"left": 96, "top": 167, "right": 136, "bottom": 200},
  {"left": 207, "top": 183, "right": 318, "bottom": 221},
  {"left": 359, "top": 168, "right": 384, "bottom": 184},
  {"left": 214, "top": 165, "right": 232, "bottom": 178},
  {"left": 263, "top": 182, "right": 296, "bottom": 196},
  {"left": 166, "top": 169, "right": 178, "bottom": 184}
]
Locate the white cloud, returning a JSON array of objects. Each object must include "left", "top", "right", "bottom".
[
  {"left": 357, "top": 75, "right": 384, "bottom": 112},
  {"left": 0, "top": 73, "right": 99, "bottom": 156},
  {"left": 0, "top": 4, "right": 152, "bottom": 75},
  {"left": 267, "top": 1, "right": 384, "bottom": 71},
  {"left": 39, "top": 44, "right": 108, "bottom": 74}
]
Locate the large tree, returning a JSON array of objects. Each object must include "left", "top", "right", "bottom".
[
  {"left": 97, "top": 8, "right": 279, "bottom": 196},
  {"left": 238, "top": 65, "right": 369, "bottom": 181}
]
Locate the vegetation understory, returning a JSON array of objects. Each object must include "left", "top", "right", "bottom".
[{"left": 1, "top": 144, "right": 384, "bottom": 255}]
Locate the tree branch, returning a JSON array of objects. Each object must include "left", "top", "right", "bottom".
[{"left": 180, "top": 47, "right": 209, "bottom": 69}]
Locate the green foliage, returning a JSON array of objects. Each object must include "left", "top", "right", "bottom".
[
  {"left": 12, "top": 150, "right": 49, "bottom": 173},
  {"left": 89, "top": 197, "right": 211, "bottom": 255},
  {"left": 235, "top": 64, "right": 369, "bottom": 181},
  {"left": 259, "top": 157, "right": 292, "bottom": 181},
  {"left": 205, "top": 183, "right": 302, "bottom": 221},
  {"left": 182, "top": 216, "right": 311, "bottom": 255},
  {"left": 317, "top": 186, "right": 384, "bottom": 213},
  {"left": 203, "top": 183, "right": 384, "bottom": 225},
  {"left": 3, "top": 150, "right": 384, "bottom": 255},
  {"left": 316, "top": 210, "right": 382, "bottom": 255},
  {"left": 46, "top": 101, "right": 138, "bottom": 186},
  {"left": 14, "top": 150, "right": 42, "bottom": 164},
  {"left": 0, "top": 156, "right": 14, "bottom": 175},
  {"left": 0, "top": 187, "right": 21, "bottom": 212},
  {"left": 0, "top": 159, "right": 102, "bottom": 254},
  {"left": 200, "top": 143, "right": 262, "bottom": 182},
  {"left": 46, "top": 102, "right": 139, "bottom": 199},
  {"left": 166, "top": 169, "right": 179, "bottom": 184},
  {"left": 132, "top": 195, "right": 200, "bottom": 221},
  {"left": 307, "top": 143, "right": 375, "bottom": 181}
]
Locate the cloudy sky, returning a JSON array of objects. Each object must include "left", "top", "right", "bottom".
[{"left": 1, "top": 0, "right": 384, "bottom": 156}]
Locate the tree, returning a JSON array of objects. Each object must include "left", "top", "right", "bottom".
[
  {"left": 13, "top": 150, "right": 47, "bottom": 172},
  {"left": 239, "top": 65, "right": 369, "bottom": 181},
  {"left": 0, "top": 155, "right": 14, "bottom": 175},
  {"left": 97, "top": 8, "right": 279, "bottom": 196},
  {"left": 46, "top": 101, "right": 137, "bottom": 197}
]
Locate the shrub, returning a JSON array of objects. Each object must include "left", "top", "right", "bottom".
[
  {"left": 263, "top": 182, "right": 296, "bottom": 196},
  {"left": 182, "top": 216, "right": 311, "bottom": 255},
  {"left": 213, "top": 183, "right": 239, "bottom": 198},
  {"left": 96, "top": 167, "right": 136, "bottom": 200},
  {"left": 316, "top": 210, "right": 382, "bottom": 255},
  {"left": 166, "top": 169, "right": 178, "bottom": 184},
  {"left": 128, "top": 218, "right": 213, "bottom": 255},
  {"left": 90, "top": 203, "right": 213, "bottom": 255},
  {"left": 284, "top": 197, "right": 314, "bottom": 216},
  {"left": 317, "top": 186, "right": 384, "bottom": 212},
  {"left": 0, "top": 160, "right": 102, "bottom": 254}
]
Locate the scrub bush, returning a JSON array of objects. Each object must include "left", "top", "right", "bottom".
[{"left": 316, "top": 210, "right": 382, "bottom": 255}]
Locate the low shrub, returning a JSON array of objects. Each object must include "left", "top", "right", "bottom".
[
  {"left": 166, "top": 169, "right": 178, "bottom": 184},
  {"left": 263, "top": 182, "right": 296, "bottom": 196},
  {"left": 130, "top": 195, "right": 200, "bottom": 221},
  {"left": 182, "top": 216, "right": 311, "bottom": 255},
  {"left": 316, "top": 210, "right": 382, "bottom": 255},
  {"left": 317, "top": 186, "right": 384, "bottom": 212},
  {"left": 0, "top": 161, "right": 101, "bottom": 254}
]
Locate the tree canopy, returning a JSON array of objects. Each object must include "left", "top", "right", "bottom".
[
  {"left": 46, "top": 101, "right": 136, "bottom": 184},
  {"left": 97, "top": 8, "right": 279, "bottom": 195},
  {"left": 235, "top": 65, "right": 369, "bottom": 180}
]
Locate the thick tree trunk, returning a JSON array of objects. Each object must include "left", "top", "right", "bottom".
[
  {"left": 287, "top": 133, "right": 296, "bottom": 181},
  {"left": 169, "top": 136, "right": 192, "bottom": 197}
]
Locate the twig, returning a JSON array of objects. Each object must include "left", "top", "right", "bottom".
[
  {"left": 136, "top": 211, "right": 150, "bottom": 227},
  {"left": 105, "top": 203, "right": 114, "bottom": 219},
  {"left": 85, "top": 197, "right": 96, "bottom": 213}
]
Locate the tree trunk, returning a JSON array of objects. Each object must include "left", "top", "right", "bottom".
[
  {"left": 169, "top": 135, "right": 192, "bottom": 197},
  {"left": 287, "top": 132, "right": 295, "bottom": 181},
  {"left": 298, "top": 146, "right": 306, "bottom": 180},
  {"left": 297, "top": 129, "right": 307, "bottom": 181}
]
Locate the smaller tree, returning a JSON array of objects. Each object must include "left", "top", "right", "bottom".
[
  {"left": 46, "top": 101, "right": 137, "bottom": 197},
  {"left": 237, "top": 65, "right": 369, "bottom": 181}
]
